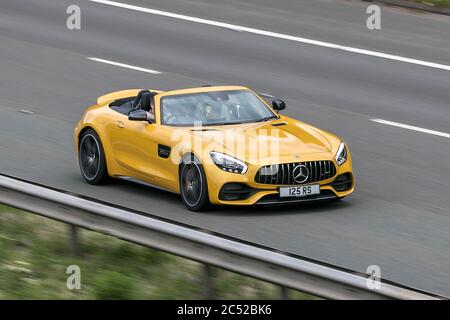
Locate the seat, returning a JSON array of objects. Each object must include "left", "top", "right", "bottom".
[
  {"left": 110, "top": 89, "right": 151, "bottom": 115},
  {"left": 132, "top": 89, "right": 150, "bottom": 109},
  {"left": 140, "top": 92, "right": 156, "bottom": 112}
]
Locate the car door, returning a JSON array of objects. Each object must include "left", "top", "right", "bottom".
[
  {"left": 106, "top": 110, "right": 158, "bottom": 179},
  {"left": 107, "top": 111, "right": 180, "bottom": 191}
]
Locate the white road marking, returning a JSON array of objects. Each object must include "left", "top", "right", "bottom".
[
  {"left": 86, "top": 57, "right": 162, "bottom": 74},
  {"left": 90, "top": 0, "right": 450, "bottom": 72},
  {"left": 18, "top": 109, "right": 34, "bottom": 115},
  {"left": 371, "top": 119, "right": 450, "bottom": 139},
  {"left": 259, "top": 92, "right": 275, "bottom": 98}
]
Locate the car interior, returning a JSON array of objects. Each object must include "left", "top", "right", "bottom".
[
  {"left": 109, "top": 90, "right": 155, "bottom": 116},
  {"left": 109, "top": 89, "right": 269, "bottom": 126}
]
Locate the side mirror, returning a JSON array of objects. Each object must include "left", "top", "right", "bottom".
[
  {"left": 128, "top": 109, "right": 149, "bottom": 122},
  {"left": 272, "top": 99, "right": 286, "bottom": 113}
]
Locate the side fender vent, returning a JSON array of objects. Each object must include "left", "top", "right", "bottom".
[{"left": 158, "top": 144, "right": 171, "bottom": 159}]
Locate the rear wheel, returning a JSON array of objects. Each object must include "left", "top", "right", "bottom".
[
  {"left": 79, "top": 129, "right": 109, "bottom": 185},
  {"left": 180, "top": 154, "right": 210, "bottom": 211}
]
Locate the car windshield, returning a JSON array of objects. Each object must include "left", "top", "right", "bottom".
[{"left": 160, "top": 90, "right": 277, "bottom": 126}]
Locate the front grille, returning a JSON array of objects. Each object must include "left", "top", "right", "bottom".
[{"left": 255, "top": 161, "right": 336, "bottom": 185}]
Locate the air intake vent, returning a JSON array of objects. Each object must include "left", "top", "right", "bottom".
[
  {"left": 190, "top": 128, "right": 218, "bottom": 131},
  {"left": 271, "top": 122, "right": 287, "bottom": 127}
]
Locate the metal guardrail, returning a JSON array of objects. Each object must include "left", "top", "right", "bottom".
[{"left": 0, "top": 174, "right": 444, "bottom": 300}]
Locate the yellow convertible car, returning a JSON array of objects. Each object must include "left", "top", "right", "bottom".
[{"left": 74, "top": 85, "right": 354, "bottom": 211}]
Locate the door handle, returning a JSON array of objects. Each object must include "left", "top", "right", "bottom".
[{"left": 115, "top": 120, "right": 125, "bottom": 128}]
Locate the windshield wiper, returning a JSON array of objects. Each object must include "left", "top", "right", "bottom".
[
  {"left": 203, "top": 121, "right": 245, "bottom": 126},
  {"left": 255, "top": 115, "right": 278, "bottom": 122}
]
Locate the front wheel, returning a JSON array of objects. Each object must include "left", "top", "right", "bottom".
[
  {"left": 179, "top": 155, "right": 210, "bottom": 211},
  {"left": 79, "top": 129, "right": 109, "bottom": 185}
]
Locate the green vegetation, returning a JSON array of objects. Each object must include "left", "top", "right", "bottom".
[
  {"left": 410, "top": 0, "right": 450, "bottom": 8},
  {"left": 0, "top": 204, "right": 315, "bottom": 300}
]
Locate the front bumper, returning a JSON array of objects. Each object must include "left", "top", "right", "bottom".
[{"left": 204, "top": 155, "right": 354, "bottom": 206}]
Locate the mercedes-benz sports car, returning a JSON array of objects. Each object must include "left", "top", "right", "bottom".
[{"left": 74, "top": 85, "right": 354, "bottom": 211}]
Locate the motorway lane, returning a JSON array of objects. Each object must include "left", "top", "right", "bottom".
[
  {"left": 98, "top": 0, "right": 450, "bottom": 66},
  {"left": 0, "top": 0, "right": 449, "bottom": 295},
  {"left": 1, "top": 0, "right": 450, "bottom": 132}
]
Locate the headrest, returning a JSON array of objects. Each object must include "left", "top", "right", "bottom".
[
  {"left": 141, "top": 92, "right": 154, "bottom": 111},
  {"left": 132, "top": 89, "right": 149, "bottom": 109}
]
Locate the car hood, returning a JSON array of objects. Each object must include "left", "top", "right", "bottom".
[{"left": 189, "top": 116, "right": 339, "bottom": 163}]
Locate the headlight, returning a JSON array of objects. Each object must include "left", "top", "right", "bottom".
[
  {"left": 335, "top": 142, "right": 348, "bottom": 166},
  {"left": 210, "top": 152, "right": 248, "bottom": 174}
]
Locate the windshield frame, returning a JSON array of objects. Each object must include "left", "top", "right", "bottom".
[{"left": 159, "top": 89, "right": 279, "bottom": 127}]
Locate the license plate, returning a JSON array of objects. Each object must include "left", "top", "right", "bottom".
[{"left": 279, "top": 184, "right": 320, "bottom": 198}]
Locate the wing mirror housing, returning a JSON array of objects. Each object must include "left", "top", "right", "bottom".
[
  {"left": 272, "top": 99, "right": 286, "bottom": 113},
  {"left": 128, "top": 109, "right": 150, "bottom": 122}
]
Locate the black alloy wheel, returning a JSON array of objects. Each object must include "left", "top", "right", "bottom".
[
  {"left": 180, "top": 154, "right": 210, "bottom": 211},
  {"left": 79, "top": 129, "right": 108, "bottom": 185}
]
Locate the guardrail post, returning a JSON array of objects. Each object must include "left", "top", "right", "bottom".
[
  {"left": 68, "top": 225, "right": 80, "bottom": 257},
  {"left": 279, "top": 286, "right": 289, "bottom": 300},
  {"left": 202, "top": 264, "right": 215, "bottom": 299}
]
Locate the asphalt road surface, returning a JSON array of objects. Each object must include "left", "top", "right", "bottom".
[{"left": 0, "top": 0, "right": 449, "bottom": 296}]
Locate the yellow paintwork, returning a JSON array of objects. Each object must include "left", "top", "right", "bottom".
[{"left": 74, "top": 86, "right": 354, "bottom": 205}]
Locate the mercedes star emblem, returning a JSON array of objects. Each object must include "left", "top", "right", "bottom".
[{"left": 292, "top": 164, "right": 309, "bottom": 184}]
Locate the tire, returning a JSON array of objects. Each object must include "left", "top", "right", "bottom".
[
  {"left": 179, "top": 154, "right": 210, "bottom": 211},
  {"left": 78, "top": 129, "right": 109, "bottom": 185}
]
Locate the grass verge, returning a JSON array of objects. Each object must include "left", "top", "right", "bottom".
[
  {"left": 399, "top": 0, "right": 450, "bottom": 8},
  {"left": 0, "top": 204, "right": 316, "bottom": 300}
]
